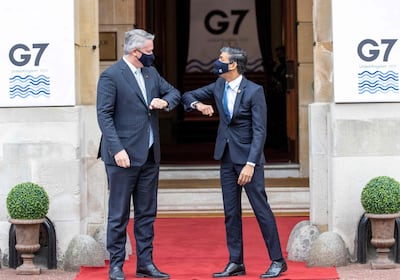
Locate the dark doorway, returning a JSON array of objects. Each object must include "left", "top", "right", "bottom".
[{"left": 135, "top": 0, "right": 298, "bottom": 164}]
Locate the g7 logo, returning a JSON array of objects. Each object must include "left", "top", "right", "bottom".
[
  {"left": 204, "top": 10, "right": 249, "bottom": 35},
  {"left": 357, "top": 39, "right": 397, "bottom": 62},
  {"left": 9, "top": 43, "right": 49, "bottom": 66}
]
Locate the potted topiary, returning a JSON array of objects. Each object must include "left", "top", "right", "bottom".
[
  {"left": 360, "top": 176, "right": 400, "bottom": 269},
  {"left": 6, "top": 182, "right": 49, "bottom": 275}
]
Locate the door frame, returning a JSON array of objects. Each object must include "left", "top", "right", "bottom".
[
  {"left": 282, "top": 0, "right": 299, "bottom": 162},
  {"left": 135, "top": 0, "right": 299, "bottom": 163}
]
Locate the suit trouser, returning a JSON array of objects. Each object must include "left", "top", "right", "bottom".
[
  {"left": 105, "top": 147, "right": 159, "bottom": 269},
  {"left": 220, "top": 146, "right": 284, "bottom": 264}
]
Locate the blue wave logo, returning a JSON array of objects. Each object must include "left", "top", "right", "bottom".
[
  {"left": 9, "top": 74, "right": 50, "bottom": 99},
  {"left": 358, "top": 70, "right": 399, "bottom": 94},
  {"left": 186, "top": 58, "right": 264, "bottom": 72}
]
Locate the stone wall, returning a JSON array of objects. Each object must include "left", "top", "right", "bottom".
[
  {"left": 310, "top": 0, "right": 400, "bottom": 257},
  {"left": 329, "top": 104, "right": 400, "bottom": 255},
  {"left": 0, "top": 106, "right": 105, "bottom": 265}
]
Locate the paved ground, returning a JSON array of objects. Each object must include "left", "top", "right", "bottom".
[
  {"left": 1, "top": 263, "right": 400, "bottom": 280},
  {"left": 0, "top": 268, "right": 76, "bottom": 280},
  {"left": 337, "top": 263, "right": 400, "bottom": 279}
]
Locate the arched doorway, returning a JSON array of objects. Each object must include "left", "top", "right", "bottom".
[{"left": 135, "top": 0, "right": 298, "bottom": 164}]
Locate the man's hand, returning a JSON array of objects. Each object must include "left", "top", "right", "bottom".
[
  {"left": 195, "top": 102, "right": 214, "bottom": 116},
  {"left": 237, "top": 164, "right": 255, "bottom": 186},
  {"left": 114, "top": 149, "right": 130, "bottom": 168},
  {"left": 149, "top": 98, "right": 168, "bottom": 110}
]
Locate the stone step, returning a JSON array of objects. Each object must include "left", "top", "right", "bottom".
[
  {"left": 157, "top": 177, "right": 310, "bottom": 217},
  {"left": 159, "top": 177, "right": 309, "bottom": 189}
]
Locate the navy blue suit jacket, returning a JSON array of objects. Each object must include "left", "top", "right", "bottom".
[
  {"left": 182, "top": 76, "right": 267, "bottom": 165},
  {"left": 97, "top": 59, "right": 181, "bottom": 166}
]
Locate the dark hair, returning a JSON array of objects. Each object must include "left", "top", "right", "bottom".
[{"left": 220, "top": 46, "right": 248, "bottom": 74}]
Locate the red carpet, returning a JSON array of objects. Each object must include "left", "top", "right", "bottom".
[{"left": 75, "top": 216, "right": 338, "bottom": 280}]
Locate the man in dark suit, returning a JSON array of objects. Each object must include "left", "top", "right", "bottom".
[
  {"left": 182, "top": 47, "right": 287, "bottom": 278},
  {"left": 97, "top": 29, "right": 180, "bottom": 280}
]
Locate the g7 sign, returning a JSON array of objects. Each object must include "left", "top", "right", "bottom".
[
  {"left": 357, "top": 39, "right": 397, "bottom": 62},
  {"left": 9, "top": 43, "right": 49, "bottom": 66},
  {"left": 204, "top": 9, "right": 249, "bottom": 35}
]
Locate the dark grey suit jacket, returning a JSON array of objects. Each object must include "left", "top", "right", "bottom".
[
  {"left": 182, "top": 76, "right": 267, "bottom": 165},
  {"left": 97, "top": 59, "right": 181, "bottom": 166}
]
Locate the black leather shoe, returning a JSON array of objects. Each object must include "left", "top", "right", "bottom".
[
  {"left": 260, "top": 260, "right": 287, "bottom": 278},
  {"left": 109, "top": 266, "right": 125, "bottom": 280},
  {"left": 213, "top": 262, "right": 246, "bottom": 278},
  {"left": 136, "top": 263, "right": 170, "bottom": 279}
]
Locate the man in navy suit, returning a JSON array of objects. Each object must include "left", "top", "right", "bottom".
[
  {"left": 182, "top": 47, "right": 287, "bottom": 278},
  {"left": 97, "top": 29, "right": 180, "bottom": 280}
]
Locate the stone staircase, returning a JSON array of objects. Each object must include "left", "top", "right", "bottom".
[{"left": 157, "top": 173, "right": 309, "bottom": 217}]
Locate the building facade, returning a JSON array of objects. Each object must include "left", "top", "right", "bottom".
[{"left": 1, "top": 0, "right": 399, "bottom": 267}]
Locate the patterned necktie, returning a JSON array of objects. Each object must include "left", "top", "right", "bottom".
[{"left": 222, "top": 83, "right": 231, "bottom": 120}]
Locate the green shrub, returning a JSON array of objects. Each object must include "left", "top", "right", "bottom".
[
  {"left": 6, "top": 182, "right": 49, "bottom": 219},
  {"left": 361, "top": 176, "right": 400, "bottom": 214}
]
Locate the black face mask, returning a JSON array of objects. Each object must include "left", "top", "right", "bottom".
[
  {"left": 138, "top": 52, "right": 155, "bottom": 67},
  {"left": 213, "top": 60, "right": 230, "bottom": 75}
]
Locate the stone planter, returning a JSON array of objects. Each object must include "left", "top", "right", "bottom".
[
  {"left": 365, "top": 213, "right": 400, "bottom": 269},
  {"left": 9, "top": 218, "right": 45, "bottom": 275}
]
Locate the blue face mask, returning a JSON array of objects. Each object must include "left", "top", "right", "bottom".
[
  {"left": 138, "top": 52, "right": 155, "bottom": 67},
  {"left": 213, "top": 60, "right": 230, "bottom": 75}
]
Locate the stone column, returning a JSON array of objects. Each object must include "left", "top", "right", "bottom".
[{"left": 309, "top": 0, "right": 333, "bottom": 231}]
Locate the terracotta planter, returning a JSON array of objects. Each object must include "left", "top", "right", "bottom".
[
  {"left": 9, "top": 218, "right": 45, "bottom": 275},
  {"left": 365, "top": 213, "right": 400, "bottom": 269}
]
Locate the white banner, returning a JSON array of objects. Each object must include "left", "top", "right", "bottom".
[
  {"left": 186, "top": 0, "right": 263, "bottom": 72},
  {"left": 332, "top": 0, "right": 400, "bottom": 103},
  {"left": 0, "top": 0, "right": 75, "bottom": 107}
]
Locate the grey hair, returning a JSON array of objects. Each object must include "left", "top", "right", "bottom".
[
  {"left": 123, "top": 29, "right": 155, "bottom": 55},
  {"left": 220, "top": 46, "right": 248, "bottom": 74}
]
